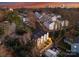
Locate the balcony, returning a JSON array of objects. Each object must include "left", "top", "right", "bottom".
[{"left": 37, "top": 37, "right": 53, "bottom": 54}]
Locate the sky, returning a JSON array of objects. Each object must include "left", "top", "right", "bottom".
[
  {"left": 0, "top": 2, "right": 16, "bottom": 5},
  {"left": 0, "top": 2, "right": 79, "bottom": 5},
  {"left": 0, "top": 2, "right": 79, "bottom": 8}
]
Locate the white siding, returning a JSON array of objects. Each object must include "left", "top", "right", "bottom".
[
  {"left": 47, "top": 32, "right": 49, "bottom": 39},
  {"left": 49, "top": 22, "right": 55, "bottom": 30},
  {"left": 51, "top": 16, "right": 57, "bottom": 21},
  {"left": 61, "top": 21, "right": 65, "bottom": 27},
  {"left": 57, "top": 15, "right": 61, "bottom": 18},
  {"left": 65, "top": 20, "right": 69, "bottom": 26},
  {"left": 44, "top": 34, "right": 47, "bottom": 41},
  {"left": 23, "top": 18, "right": 26, "bottom": 22},
  {"left": 41, "top": 36, "right": 44, "bottom": 43}
]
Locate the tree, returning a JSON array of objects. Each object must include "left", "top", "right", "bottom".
[
  {"left": 4, "top": 35, "right": 36, "bottom": 57},
  {"left": 4, "top": 11, "right": 23, "bottom": 26},
  {"left": 0, "top": 26, "right": 4, "bottom": 36}
]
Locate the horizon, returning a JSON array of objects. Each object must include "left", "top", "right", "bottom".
[{"left": 0, "top": 2, "right": 79, "bottom": 8}]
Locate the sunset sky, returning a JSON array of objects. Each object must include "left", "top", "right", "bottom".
[{"left": 0, "top": 2, "right": 79, "bottom": 8}]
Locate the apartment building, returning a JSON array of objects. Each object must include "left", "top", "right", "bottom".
[
  {"left": 32, "top": 29, "right": 53, "bottom": 54},
  {"left": 35, "top": 12, "right": 69, "bottom": 31}
]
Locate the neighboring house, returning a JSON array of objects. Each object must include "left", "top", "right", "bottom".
[
  {"left": 20, "top": 15, "right": 33, "bottom": 27},
  {"left": 71, "top": 43, "right": 79, "bottom": 53},
  {"left": 35, "top": 12, "right": 41, "bottom": 19},
  {"left": 71, "top": 36, "right": 79, "bottom": 53},
  {"left": 64, "top": 36, "right": 79, "bottom": 53},
  {"left": 44, "top": 49, "right": 59, "bottom": 57}
]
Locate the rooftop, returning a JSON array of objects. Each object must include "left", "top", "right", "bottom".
[
  {"left": 71, "top": 43, "right": 79, "bottom": 53},
  {"left": 32, "top": 28, "right": 46, "bottom": 39},
  {"left": 74, "top": 36, "right": 79, "bottom": 43}
]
